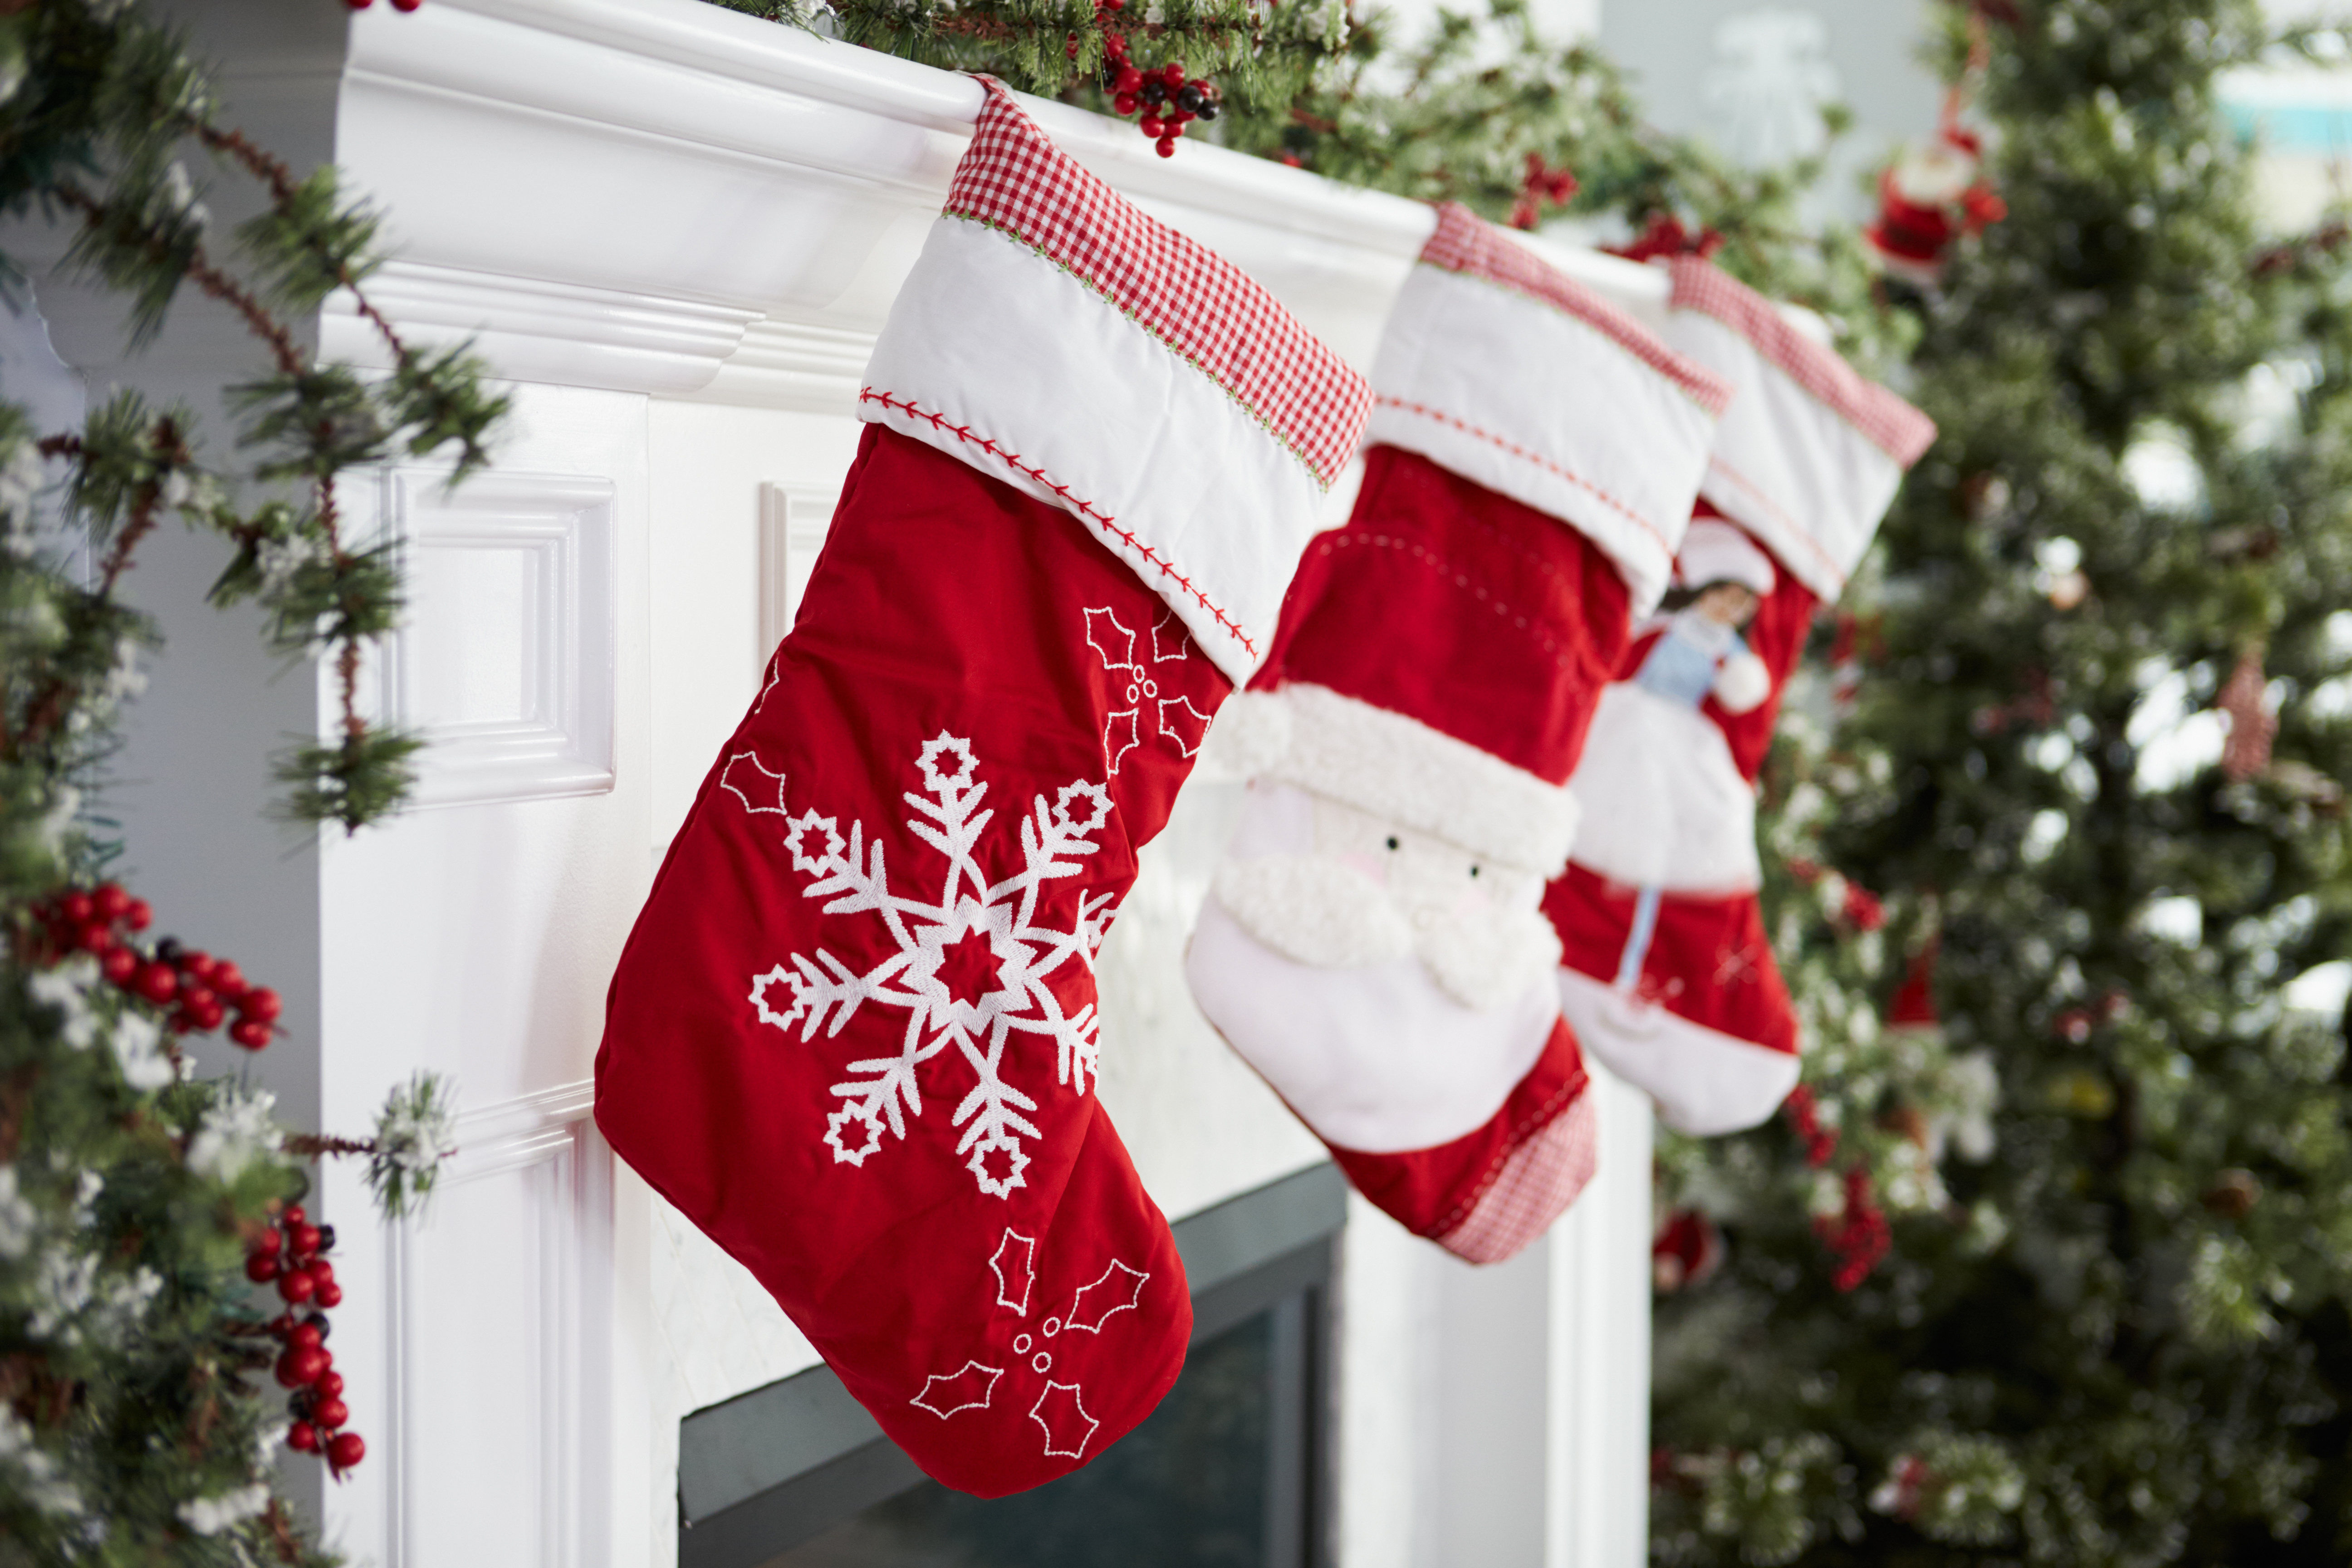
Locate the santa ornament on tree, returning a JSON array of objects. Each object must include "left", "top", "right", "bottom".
[
  {"left": 1187, "top": 204, "right": 1731, "bottom": 1262},
  {"left": 1545, "top": 257, "right": 1934, "bottom": 1137},
  {"left": 595, "top": 79, "right": 1368, "bottom": 1496},
  {"left": 1865, "top": 94, "right": 2004, "bottom": 286}
]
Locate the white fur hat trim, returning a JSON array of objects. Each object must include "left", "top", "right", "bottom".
[
  {"left": 1676, "top": 518, "right": 1777, "bottom": 598},
  {"left": 1248, "top": 683, "right": 1582, "bottom": 877}
]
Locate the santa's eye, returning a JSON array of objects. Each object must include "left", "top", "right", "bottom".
[
  {"left": 1469, "top": 866, "right": 1480, "bottom": 878},
  {"left": 1385, "top": 836, "right": 1400, "bottom": 851}
]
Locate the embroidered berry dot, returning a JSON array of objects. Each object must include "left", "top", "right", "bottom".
[
  {"left": 1044, "top": 1317, "right": 1063, "bottom": 1338},
  {"left": 1033, "top": 1353, "right": 1053, "bottom": 1373},
  {"left": 1015, "top": 1333, "right": 1033, "bottom": 1353}
]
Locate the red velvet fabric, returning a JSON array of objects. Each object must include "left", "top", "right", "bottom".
[
  {"left": 1227, "top": 443, "right": 1626, "bottom": 1257},
  {"left": 1255, "top": 445, "right": 1632, "bottom": 784},
  {"left": 1544, "top": 853, "right": 1800, "bottom": 1058},
  {"left": 1548, "top": 511, "right": 1815, "bottom": 1063},
  {"left": 597, "top": 426, "right": 1230, "bottom": 1496},
  {"left": 1328, "top": 1019, "right": 1590, "bottom": 1238}
]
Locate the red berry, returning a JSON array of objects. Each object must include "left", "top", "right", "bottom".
[
  {"left": 275, "top": 1352, "right": 306, "bottom": 1388},
  {"left": 1114, "top": 93, "right": 1137, "bottom": 115},
  {"left": 308, "top": 1259, "right": 335, "bottom": 1289},
  {"left": 124, "top": 899, "right": 151, "bottom": 932},
  {"left": 209, "top": 961, "right": 245, "bottom": 999},
  {"left": 313, "top": 1397, "right": 349, "bottom": 1430},
  {"left": 1104, "top": 0, "right": 1124, "bottom": 10},
  {"left": 75, "top": 920, "right": 113, "bottom": 954},
  {"left": 230, "top": 1019, "right": 272, "bottom": 1051},
  {"left": 315, "top": 1280, "right": 343, "bottom": 1308},
  {"left": 246, "top": 1252, "right": 281, "bottom": 1283},
  {"left": 290, "top": 1223, "right": 322, "bottom": 1259},
  {"left": 101, "top": 948, "right": 137, "bottom": 985},
  {"left": 1162, "top": 62, "right": 1184, "bottom": 83},
  {"left": 60, "top": 892, "right": 93, "bottom": 924},
  {"left": 94, "top": 884, "right": 130, "bottom": 920},
  {"left": 269, "top": 1312, "right": 296, "bottom": 1338},
  {"left": 188, "top": 998, "right": 225, "bottom": 1031},
  {"left": 292, "top": 1345, "right": 328, "bottom": 1384},
  {"left": 1115, "top": 65, "right": 1141, "bottom": 92},
  {"left": 392, "top": 0, "right": 423, "bottom": 10},
  {"left": 242, "top": 987, "right": 282, "bottom": 1024},
  {"left": 328, "top": 1431, "right": 365, "bottom": 1470},
  {"left": 314, "top": 1370, "right": 344, "bottom": 1399},
  {"left": 287, "top": 1421, "right": 319, "bottom": 1453},
  {"left": 1166, "top": 119, "right": 1185, "bottom": 137},
  {"left": 1156, "top": 136, "right": 1176, "bottom": 157},
  {"left": 254, "top": 1227, "right": 282, "bottom": 1254},
  {"left": 282, "top": 1206, "right": 305, "bottom": 1226},
  {"left": 291, "top": 1322, "right": 323, "bottom": 1351},
  {"left": 135, "top": 962, "right": 178, "bottom": 1004},
  {"left": 347, "top": 0, "right": 375, "bottom": 8},
  {"left": 278, "top": 1268, "right": 316, "bottom": 1305},
  {"left": 1140, "top": 115, "right": 1164, "bottom": 137},
  {"left": 179, "top": 951, "right": 214, "bottom": 983}
]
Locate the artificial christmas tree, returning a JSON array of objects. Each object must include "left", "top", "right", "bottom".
[
  {"left": 1651, "top": 3, "right": 2352, "bottom": 1563},
  {"left": 595, "top": 81, "right": 1369, "bottom": 1496},
  {"left": 1187, "top": 203, "right": 1730, "bottom": 1262},
  {"left": 1548, "top": 257, "right": 1932, "bottom": 1137}
]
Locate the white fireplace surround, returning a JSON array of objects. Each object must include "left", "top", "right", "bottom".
[{"left": 29, "top": 2, "right": 1688, "bottom": 1564}]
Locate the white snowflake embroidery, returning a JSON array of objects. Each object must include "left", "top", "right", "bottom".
[
  {"left": 1085, "top": 607, "right": 1210, "bottom": 775},
  {"left": 733, "top": 733, "right": 1119, "bottom": 1198}
]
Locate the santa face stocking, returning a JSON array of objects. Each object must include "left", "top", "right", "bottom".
[
  {"left": 1186, "top": 206, "right": 1730, "bottom": 1264},
  {"left": 1546, "top": 258, "right": 1934, "bottom": 1137},
  {"left": 594, "top": 82, "right": 1368, "bottom": 1498}
]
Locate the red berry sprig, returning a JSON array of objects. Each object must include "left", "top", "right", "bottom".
[
  {"left": 29, "top": 883, "right": 283, "bottom": 1051},
  {"left": 250, "top": 1205, "right": 367, "bottom": 1475},
  {"left": 1088, "top": 3, "right": 1223, "bottom": 160}
]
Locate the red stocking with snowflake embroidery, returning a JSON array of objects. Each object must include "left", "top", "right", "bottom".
[
  {"left": 1545, "top": 258, "right": 1934, "bottom": 1137},
  {"left": 594, "top": 81, "right": 1368, "bottom": 1497},
  {"left": 1186, "top": 206, "right": 1730, "bottom": 1262}
]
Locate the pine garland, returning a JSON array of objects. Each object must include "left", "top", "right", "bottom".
[
  {"left": 1, "top": 0, "right": 493, "bottom": 1556},
  {"left": 1651, "top": 3, "right": 2352, "bottom": 1562}
]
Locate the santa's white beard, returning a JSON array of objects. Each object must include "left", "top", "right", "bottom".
[
  {"left": 1208, "top": 853, "right": 1562, "bottom": 1012},
  {"left": 1187, "top": 893, "right": 1558, "bottom": 1153},
  {"left": 1185, "top": 781, "right": 1565, "bottom": 1154}
]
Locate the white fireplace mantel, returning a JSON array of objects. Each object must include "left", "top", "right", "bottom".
[
  {"left": 325, "top": 0, "right": 1671, "bottom": 406},
  {"left": 35, "top": 3, "right": 1666, "bottom": 1564}
]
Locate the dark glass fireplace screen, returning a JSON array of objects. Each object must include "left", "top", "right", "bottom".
[{"left": 676, "top": 1164, "right": 1345, "bottom": 1568}]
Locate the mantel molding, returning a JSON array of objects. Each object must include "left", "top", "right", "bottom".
[{"left": 330, "top": 0, "right": 1675, "bottom": 401}]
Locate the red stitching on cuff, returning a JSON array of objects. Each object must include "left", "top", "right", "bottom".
[
  {"left": 861, "top": 388, "right": 1255, "bottom": 658},
  {"left": 1375, "top": 396, "right": 1675, "bottom": 555},
  {"left": 1704, "top": 453, "right": 1849, "bottom": 589}
]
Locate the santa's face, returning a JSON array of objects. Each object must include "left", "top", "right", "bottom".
[
  {"left": 1190, "top": 782, "right": 1564, "bottom": 1154},
  {"left": 1208, "top": 783, "right": 1560, "bottom": 1012}
]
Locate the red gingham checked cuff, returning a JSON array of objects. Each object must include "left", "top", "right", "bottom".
[
  {"left": 860, "top": 81, "right": 1371, "bottom": 684},
  {"left": 1363, "top": 205, "right": 1733, "bottom": 616},
  {"left": 1658, "top": 258, "right": 1936, "bottom": 602}
]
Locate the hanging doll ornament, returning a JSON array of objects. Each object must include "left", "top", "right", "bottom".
[
  {"left": 1186, "top": 204, "right": 1731, "bottom": 1263},
  {"left": 1865, "top": 23, "right": 2004, "bottom": 287},
  {"left": 596, "top": 81, "right": 1368, "bottom": 1497},
  {"left": 1544, "top": 258, "right": 1934, "bottom": 1137}
]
